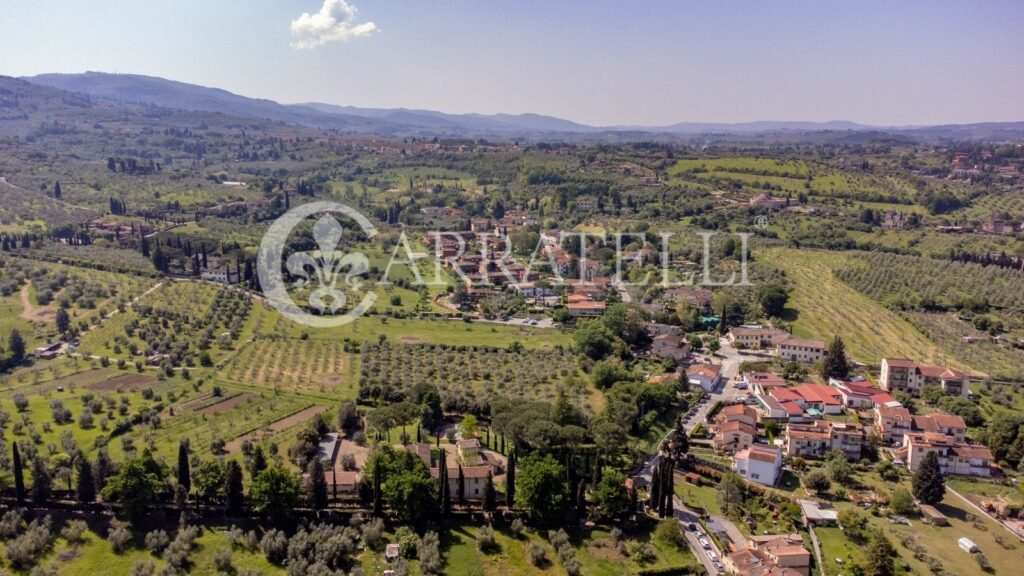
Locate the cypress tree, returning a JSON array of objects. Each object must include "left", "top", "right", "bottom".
[
  {"left": 226, "top": 460, "right": 244, "bottom": 516},
  {"left": 372, "top": 462, "right": 383, "bottom": 517},
  {"left": 76, "top": 457, "right": 96, "bottom": 503},
  {"left": 506, "top": 450, "right": 516, "bottom": 508},
  {"left": 8, "top": 329, "right": 25, "bottom": 364},
  {"left": 457, "top": 464, "right": 465, "bottom": 504},
  {"left": 865, "top": 531, "right": 896, "bottom": 576},
  {"left": 31, "top": 457, "right": 51, "bottom": 505},
  {"left": 13, "top": 443, "right": 25, "bottom": 504},
  {"left": 439, "top": 448, "right": 450, "bottom": 517},
  {"left": 483, "top": 470, "right": 496, "bottom": 511},
  {"left": 912, "top": 451, "right": 945, "bottom": 505},
  {"left": 93, "top": 449, "right": 112, "bottom": 495},
  {"left": 309, "top": 460, "right": 328, "bottom": 510},
  {"left": 650, "top": 465, "right": 661, "bottom": 512},
  {"left": 177, "top": 441, "right": 191, "bottom": 494}
]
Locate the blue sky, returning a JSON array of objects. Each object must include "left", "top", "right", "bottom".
[{"left": 3, "top": 0, "right": 1022, "bottom": 126}]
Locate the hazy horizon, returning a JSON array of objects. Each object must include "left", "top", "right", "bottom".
[{"left": 3, "top": 0, "right": 1023, "bottom": 126}]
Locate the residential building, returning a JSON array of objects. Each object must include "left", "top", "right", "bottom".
[
  {"left": 316, "top": 433, "right": 341, "bottom": 466},
  {"left": 650, "top": 333, "right": 690, "bottom": 361},
  {"left": 787, "top": 384, "right": 843, "bottom": 415},
  {"left": 686, "top": 363, "right": 723, "bottom": 392},
  {"left": 776, "top": 337, "right": 825, "bottom": 363},
  {"left": 733, "top": 444, "right": 783, "bottom": 487},
  {"left": 436, "top": 465, "right": 492, "bottom": 500},
  {"left": 743, "top": 372, "right": 788, "bottom": 394},
  {"left": 727, "top": 326, "right": 791, "bottom": 349},
  {"left": 874, "top": 405, "right": 913, "bottom": 445},
  {"left": 904, "top": 433, "right": 994, "bottom": 477},
  {"left": 784, "top": 421, "right": 863, "bottom": 461},
  {"left": 880, "top": 358, "right": 970, "bottom": 396},
  {"left": 712, "top": 405, "right": 759, "bottom": 453},
  {"left": 912, "top": 413, "right": 967, "bottom": 442},
  {"left": 829, "top": 378, "right": 900, "bottom": 410},
  {"left": 457, "top": 438, "right": 481, "bottom": 465}
]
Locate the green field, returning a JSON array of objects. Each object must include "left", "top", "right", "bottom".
[{"left": 761, "top": 248, "right": 964, "bottom": 369}]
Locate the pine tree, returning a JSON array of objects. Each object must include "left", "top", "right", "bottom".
[
  {"left": 177, "top": 441, "right": 191, "bottom": 494},
  {"left": 76, "top": 457, "right": 96, "bottom": 503},
  {"left": 483, "top": 471, "right": 496, "bottom": 511},
  {"left": 308, "top": 460, "right": 328, "bottom": 510},
  {"left": 506, "top": 450, "right": 516, "bottom": 508},
  {"left": 821, "top": 336, "right": 849, "bottom": 379},
  {"left": 912, "top": 451, "right": 945, "bottom": 505},
  {"left": 13, "top": 443, "right": 25, "bottom": 504}
]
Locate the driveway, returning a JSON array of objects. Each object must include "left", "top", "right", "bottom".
[{"left": 682, "top": 337, "right": 761, "bottom": 433}]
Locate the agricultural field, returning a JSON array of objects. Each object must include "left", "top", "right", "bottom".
[
  {"left": 0, "top": 178, "right": 95, "bottom": 232},
  {"left": 669, "top": 157, "right": 810, "bottom": 178},
  {"left": 79, "top": 281, "right": 253, "bottom": 367},
  {"left": 905, "top": 312, "right": 1024, "bottom": 381},
  {"left": 251, "top": 309, "right": 573, "bottom": 350},
  {"left": 835, "top": 251, "right": 1024, "bottom": 313},
  {"left": 222, "top": 338, "right": 357, "bottom": 396},
  {"left": 957, "top": 189, "right": 1024, "bottom": 220},
  {"left": 358, "top": 342, "right": 590, "bottom": 412},
  {"left": 760, "top": 248, "right": 963, "bottom": 368},
  {"left": 0, "top": 255, "right": 156, "bottom": 335}
]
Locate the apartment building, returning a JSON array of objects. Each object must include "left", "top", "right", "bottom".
[{"left": 880, "top": 358, "right": 970, "bottom": 396}]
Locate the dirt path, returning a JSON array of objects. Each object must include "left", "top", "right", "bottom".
[
  {"left": 225, "top": 405, "right": 327, "bottom": 453},
  {"left": 19, "top": 282, "right": 56, "bottom": 322}
]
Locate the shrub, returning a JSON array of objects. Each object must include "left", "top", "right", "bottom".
[
  {"left": 128, "top": 560, "right": 155, "bottom": 576},
  {"left": 890, "top": 488, "right": 915, "bottom": 516},
  {"left": 394, "top": 526, "right": 419, "bottom": 558},
  {"left": 361, "top": 518, "right": 385, "bottom": 551},
  {"left": 417, "top": 531, "right": 442, "bottom": 576},
  {"left": 60, "top": 520, "right": 88, "bottom": 545},
  {"left": 510, "top": 518, "right": 525, "bottom": 539},
  {"left": 803, "top": 469, "right": 831, "bottom": 492},
  {"left": 476, "top": 525, "right": 498, "bottom": 553},
  {"left": 108, "top": 525, "right": 133, "bottom": 554},
  {"left": 261, "top": 528, "right": 288, "bottom": 564},
  {"left": 630, "top": 541, "right": 657, "bottom": 565},
  {"left": 145, "top": 530, "right": 170, "bottom": 554},
  {"left": 6, "top": 516, "right": 54, "bottom": 568},
  {"left": 213, "top": 548, "right": 232, "bottom": 572},
  {"left": 655, "top": 519, "right": 686, "bottom": 549},
  {"left": 527, "top": 542, "right": 547, "bottom": 566}
]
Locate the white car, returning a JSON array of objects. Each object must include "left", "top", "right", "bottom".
[
  {"left": 707, "top": 550, "right": 718, "bottom": 561},
  {"left": 699, "top": 538, "right": 711, "bottom": 549}
]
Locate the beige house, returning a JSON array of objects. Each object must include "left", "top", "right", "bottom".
[
  {"left": 650, "top": 333, "right": 690, "bottom": 361},
  {"left": 727, "top": 326, "right": 791, "bottom": 349},
  {"left": 880, "top": 358, "right": 970, "bottom": 396},
  {"left": 776, "top": 337, "right": 825, "bottom": 363},
  {"left": 727, "top": 533, "right": 812, "bottom": 576},
  {"left": 874, "top": 405, "right": 913, "bottom": 445},
  {"left": 904, "top": 433, "right": 994, "bottom": 477},
  {"left": 784, "top": 421, "right": 863, "bottom": 461}
]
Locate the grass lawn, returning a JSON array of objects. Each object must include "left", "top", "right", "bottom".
[{"left": 761, "top": 248, "right": 964, "bottom": 368}]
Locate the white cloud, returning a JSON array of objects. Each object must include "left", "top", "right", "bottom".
[{"left": 290, "top": 0, "right": 377, "bottom": 49}]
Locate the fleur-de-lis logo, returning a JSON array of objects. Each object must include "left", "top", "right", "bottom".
[
  {"left": 258, "top": 202, "right": 378, "bottom": 327},
  {"left": 286, "top": 215, "right": 370, "bottom": 314}
]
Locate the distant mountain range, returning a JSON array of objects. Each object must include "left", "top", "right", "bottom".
[{"left": 21, "top": 72, "right": 1024, "bottom": 141}]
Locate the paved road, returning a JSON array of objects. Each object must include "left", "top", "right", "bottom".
[
  {"left": 675, "top": 498, "right": 724, "bottom": 575},
  {"left": 683, "top": 337, "right": 762, "bottom": 433}
]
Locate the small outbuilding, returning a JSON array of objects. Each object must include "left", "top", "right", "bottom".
[
  {"left": 919, "top": 504, "right": 948, "bottom": 526},
  {"left": 958, "top": 537, "right": 978, "bottom": 553}
]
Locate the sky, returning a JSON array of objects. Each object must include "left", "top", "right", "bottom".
[{"left": 2, "top": 0, "right": 1023, "bottom": 126}]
